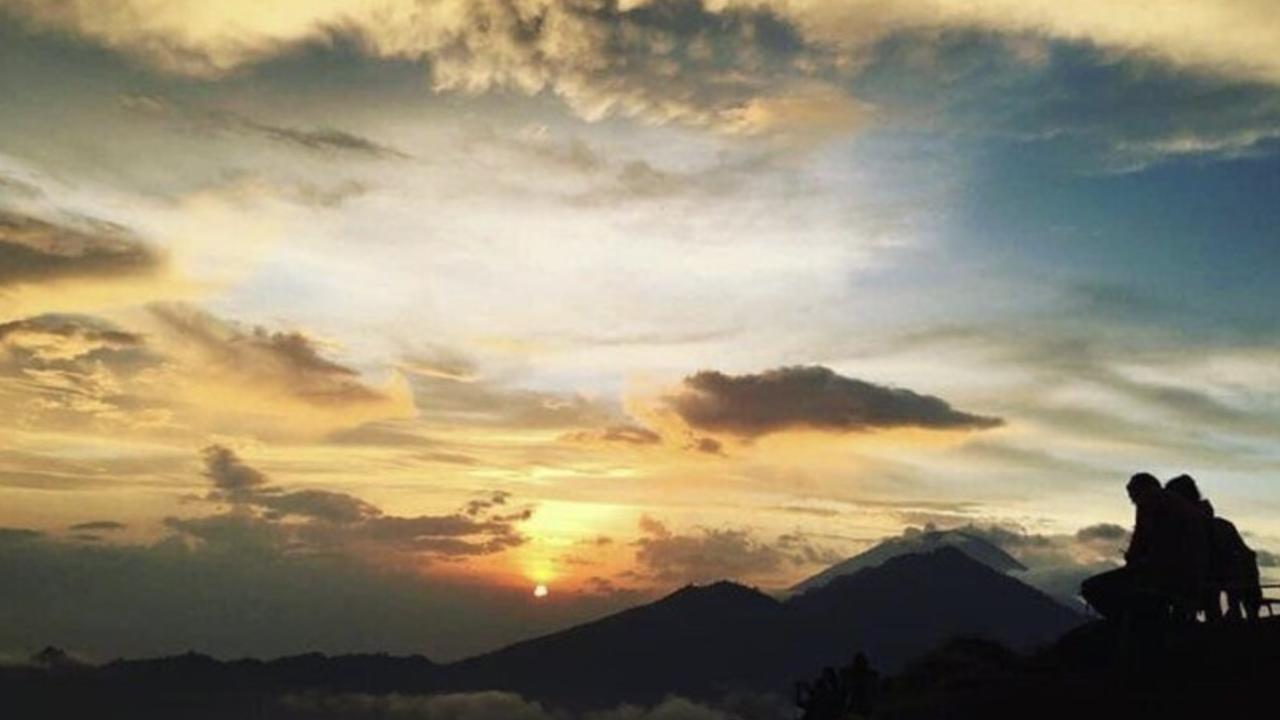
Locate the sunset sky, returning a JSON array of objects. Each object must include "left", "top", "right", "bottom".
[{"left": 2, "top": 0, "right": 1279, "bottom": 662}]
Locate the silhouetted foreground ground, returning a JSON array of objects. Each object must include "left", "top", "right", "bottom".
[
  {"left": 872, "top": 618, "right": 1280, "bottom": 719},
  {"left": 8, "top": 619, "right": 1280, "bottom": 718}
]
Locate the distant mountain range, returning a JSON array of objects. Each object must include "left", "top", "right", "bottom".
[
  {"left": 5, "top": 546, "right": 1084, "bottom": 714},
  {"left": 788, "top": 528, "right": 1026, "bottom": 596},
  {"left": 440, "top": 546, "right": 1078, "bottom": 705}
]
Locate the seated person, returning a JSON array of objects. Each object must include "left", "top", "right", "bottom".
[
  {"left": 1081, "top": 473, "right": 1209, "bottom": 622},
  {"left": 1166, "top": 474, "right": 1262, "bottom": 621}
]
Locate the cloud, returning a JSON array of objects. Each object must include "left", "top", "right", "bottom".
[
  {"left": 119, "top": 93, "right": 409, "bottom": 159},
  {"left": 0, "top": 314, "right": 164, "bottom": 432},
  {"left": 0, "top": 315, "right": 142, "bottom": 361},
  {"left": 1075, "top": 523, "right": 1130, "bottom": 544},
  {"left": 0, "top": 527, "right": 43, "bottom": 543},
  {"left": 1, "top": 0, "right": 845, "bottom": 136},
  {"left": 236, "top": 118, "right": 409, "bottom": 159},
  {"left": 719, "top": 0, "right": 1280, "bottom": 85},
  {"left": 685, "top": 436, "right": 724, "bottom": 456},
  {"left": 4, "top": 0, "right": 1278, "bottom": 153},
  {"left": 719, "top": 84, "right": 871, "bottom": 139},
  {"left": 0, "top": 173, "right": 43, "bottom": 200},
  {"left": 278, "top": 690, "right": 767, "bottom": 720},
  {"left": 632, "top": 516, "right": 838, "bottom": 585},
  {"left": 182, "top": 445, "right": 529, "bottom": 561},
  {"left": 406, "top": 366, "right": 615, "bottom": 431},
  {"left": 400, "top": 349, "right": 480, "bottom": 383},
  {"left": 201, "top": 444, "right": 272, "bottom": 501},
  {"left": 664, "top": 366, "right": 1002, "bottom": 438},
  {"left": 0, "top": 524, "right": 640, "bottom": 662},
  {"left": 0, "top": 308, "right": 411, "bottom": 440},
  {"left": 67, "top": 521, "right": 126, "bottom": 532},
  {"left": 151, "top": 303, "right": 383, "bottom": 405},
  {"left": 0, "top": 211, "right": 164, "bottom": 288},
  {"left": 893, "top": 521, "right": 1134, "bottom": 608},
  {"left": 561, "top": 424, "right": 663, "bottom": 447},
  {"left": 147, "top": 304, "right": 413, "bottom": 432},
  {"left": 280, "top": 690, "right": 561, "bottom": 720}
]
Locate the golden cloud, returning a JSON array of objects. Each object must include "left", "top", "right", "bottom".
[{"left": 2, "top": 0, "right": 1275, "bottom": 142}]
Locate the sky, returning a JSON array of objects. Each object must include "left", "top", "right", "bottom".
[{"left": 1, "top": 0, "right": 1279, "bottom": 663}]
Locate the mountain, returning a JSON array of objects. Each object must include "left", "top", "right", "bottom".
[
  {"left": 443, "top": 548, "right": 1080, "bottom": 703},
  {"left": 441, "top": 580, "right": 792, "bottom": 706},
  {"left": 788, "top": 528, "right": 1026, "bottom": 596},
  {"left": 787, "top": 546, "right": 1082, "bottom": 673},
  {"left": 3, "top": 549, "right": 1084, "bottom": 714}
]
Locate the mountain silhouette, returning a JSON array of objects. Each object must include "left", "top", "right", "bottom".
[
  {"left": 441, "top": 547, "right": 1079, "bottom": 704},
  {"left": 442, "top": 580, "right": 790, "bottom": 706},
  {"left": 788, "top": 546, "right": 1081, "bottom": 673},
  {"left": 2, "top": 548, "right": 1083, "bottom": 714},
  {"left": 789, "top": 527, "right": 1026, "bottom": 596}
]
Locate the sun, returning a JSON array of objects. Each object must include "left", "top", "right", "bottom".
[{"left": 533, "top": 584, "right": 549, "bottom": 599}]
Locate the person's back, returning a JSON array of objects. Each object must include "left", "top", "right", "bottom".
[
  {"left": 1128, "top": 479, "right": 1207, "bottom": 598},
  {"left": 1157, "top": 471, "right": 1213, "bottom": 617},
  {"left": 1206, "top": 508, "right": 1262, "bottom": 619}
]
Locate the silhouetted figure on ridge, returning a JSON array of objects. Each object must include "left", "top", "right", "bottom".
[
  {"left": 1081, "top": 472, "right": 1209, "bottom": 623},
  {"left": 795, "top": 653, "right": 879, "bottom": 720},
  {"left": 1165, "top": 474, "right": 1262, "bottom": 621}
]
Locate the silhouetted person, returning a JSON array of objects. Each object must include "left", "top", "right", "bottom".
[
  {"left": 840, "top": 653, "right": 879, "bottom": 717},
  {"left": 1081, "top": 473, "right": 1208, "bottom": 623},
  {"left": 796, "top": 653, "right": 879, "bottom": 719},
  {"left": 1166, "top": 474, "right": 1262, "bottom": 621}
]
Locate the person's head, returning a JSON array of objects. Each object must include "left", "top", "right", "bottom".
[
  {"left": 1166, "top": 474, "right": 1202, "bottom": 503},
  {"left": 1126, "top": 472, "right": 1161, "bottom": 505}
]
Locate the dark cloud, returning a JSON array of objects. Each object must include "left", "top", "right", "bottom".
[
  {"left": 0, "top": 211, "right": 163, "bottom": 287},
  {"left": 261, "top": 490, "right": 382, "bottom": 525},
  {"left": 236, "top": 118, "right": 409, "bottom": 159},
  {"left": 201, "top": 445, "right": 271, "bottom": 502},
  {"left": 119, "top": 93, "right": 408, "bottom": 160},
  {"left": 632, "top": 516, "right": 838, "bottom": 585},
  {"left": 686, "top": 436, "right": 725, "bottom": 455},
  {"left": 67, "top": 521, "right": 125, "bottom": 532},
  {"left": 186, "top": 445, "right": 528, "bottom": 562},
  {"left": 665, "top": 366, "right": 1002, "bottom": 438},
  {"left": 464, "top": 491, "right": 510, "bottom": 517}
]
